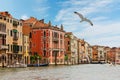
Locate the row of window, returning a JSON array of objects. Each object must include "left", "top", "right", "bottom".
[
  {"left": 0, "top": 22, "right": 6, "bottom": 32},
  {"left": 0, "top": 15, "right": 22, "bottom": 26},
  {"left": 0, "top": 56, "right": 7, "bottom": 63},
  {"left": 23, "top": 46, "right": 29, "bottom": 52},
  {"left": 0, "top": 35, "right": 6, "bottom": 45},
  {"left": 8, "top": 44, "right": 22, "bottom": 53},
  {"left": 24, "top": 37, "right": 29, "bottom": 43},
  {"left": 33, "top": 51, "right": 63, "bottom": 57},
  {"left": 52, "top": 59, "right": 63, "bottom": 63},
  {"left": 33, "top": 30, "right": 64, "bottom": 39},
  {"left": 7, "top": 29, "right": 22, "bottom": 38}
]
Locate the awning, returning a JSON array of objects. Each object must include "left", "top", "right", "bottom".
[{"left": 13, "top": 29, "right": 18, "bottom": 32}]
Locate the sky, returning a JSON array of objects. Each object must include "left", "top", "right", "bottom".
[{"left": 0, "top": 0, "right": 120, "bottom": 47}]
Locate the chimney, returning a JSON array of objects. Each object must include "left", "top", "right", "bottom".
[
  {"left": 61, "top": 24, "right": 64, "bottom": 30},
  {"left": 48, "top": 21, "right": 51, "bottom": 27},
  {"left": 30, "top": 16, "right": 37, "bottom": 20},
  {"left": 39, "top": 19, "right": 44, "bottom": 23},
  {"left": 5, "top": 11, "right": 8, "bottom": 14}
]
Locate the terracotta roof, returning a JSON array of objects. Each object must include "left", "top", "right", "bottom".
[
  {"left": 33, "top": 20, "right": 48, "bottom": 28},
  {"left": 22, "top": 23, "right": 31, "bottom": 35},
  {"left": 0, "top": 11, "right": 12, "bottom": 18},
  {"left": 24, "top": 17, "right": 37, "bottom": 24},
  {"left": 24, "top": 17, "right": 65, "bottom": 32}
]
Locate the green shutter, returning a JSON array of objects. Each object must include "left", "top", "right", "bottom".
[{"left": 13, "top": 29, "right": 17, "bottom": 32}]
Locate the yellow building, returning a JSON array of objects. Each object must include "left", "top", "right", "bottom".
[
  {"left": 23, "top": 35, "right": 30, "bottom": 64},
  {"left": 0, "top": 11, "right": 23, "bottom": 66},
  {"left": 0, "top": 14, "right": 8, "bottom": 67}
]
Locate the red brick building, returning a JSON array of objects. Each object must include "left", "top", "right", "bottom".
[{"left": 32, "top": 20, "right": 65, "bottom": 64}]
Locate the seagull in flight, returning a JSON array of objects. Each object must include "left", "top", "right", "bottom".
[{"left": 74, "top": 11, "right": 93, "bottom": 26}]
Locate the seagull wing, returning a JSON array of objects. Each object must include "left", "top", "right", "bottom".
[
  {"left": 74, "top": 11, "right": 84, "bottom": 20},
  {"left": 85, "top": 18, "right": 93, "bottom": 26}
]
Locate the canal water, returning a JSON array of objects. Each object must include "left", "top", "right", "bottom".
[{"left": 0, "top": 64, "right": 120, "bottom": 80}]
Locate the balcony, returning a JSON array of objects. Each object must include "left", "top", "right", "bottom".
[
  {"left": 52, "top": 37, "right": 59, "bottom": 42},
  {"left": 60, "top": 49, "right": 64, "bottom": 51},
  {"left": 43, "top": 36, "right": 46, "bottom": 40},
  {"left": 13, "top": 21, "right": 18, "bottom": 27},
  {"left": 13, "top": 45, "right": 19, "bottom": 53},
  {"left": 13, "top": 50, "right": 18, "bottom": 53},
  {"left": 0, "top": 45, "right": 8, "bottom": 50},
  {"left": 13, "top": 36, "right": 18, "bottom": 41},
  {"left": 53, "top": 48, "right": 59, "bottom": 51},
  {"left": 0, "top": 31, "right": 6, "bottom": 35}
]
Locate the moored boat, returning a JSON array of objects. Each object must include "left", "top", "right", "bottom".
[{"left": 27, "top": 63, "right": 49, "bottom": 67}]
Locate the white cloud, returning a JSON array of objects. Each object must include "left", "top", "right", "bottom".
[
  {"left": 34, "top": 7, "right": 50, "bottom": 13},
  {"left": 33, "top": 0, "right": 50, "bottom": 18},
  {"left": 21, "top": 14, "right": 29, "bottom": 20},
  {"left": 74, "top": 21, "right": 120, "bottom": 47},
  {"left": 92, "top": 16, "right": 108, "bottom": 21},
  {"left": 55, "top": 0, "right": 120, "bottom": 47}
]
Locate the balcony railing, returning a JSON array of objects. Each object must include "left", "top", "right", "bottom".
[
  {"left": 0, "top": 45, "right": 8, "bottom": 50},
  {"left": 53, "top": 48, "right": 59, "bottom": 51},
  {"left": 13, "top": 21, "right": 18, "bottom": 27},
  {"left": 13, "top": 36, "right": 18, "bottom": 40},
  {"left": 0, "top": 31, "right": 6, "bottom": 35},
  {"left": 13, "top": 50, "right": 18, "bottom": 53},
  {"left": 52, "top": 37, "right": 59, "bottom": 42}
]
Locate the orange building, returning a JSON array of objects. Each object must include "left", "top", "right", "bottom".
[
  {"left": 92, "top": 45, "right": 98, "bottom": 63},
  {"left": 31, "top": 20, "right": 65, "bottom": 65},
  {"left": 64, "top": 32, "right": 72, "bottom": 64},
  {"left": 116, "top": 48, "right": 120, "bottom": 64},
  {"left": 107, "top": 47, "right": 117, "bottom": 64}
]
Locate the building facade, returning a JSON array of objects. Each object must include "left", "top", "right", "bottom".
[
  {"left": 65, "top": 32, "right": 78, "bottom": 64},
  {"left": 0, "top": 12, "right": 23, "bottom": 66},
  {"left": 0, "top": 18, "right": 8, "bottom": 67},
  {"left": 97, "top": 46, "right": 105, "bottom": 63},
  {"left": 77, "top": 39, "right": 82, "bottom": 64},
  {"left": 115, "top": 48, "right": 120, "bottom": 64},
  {"left": 92, "top": 45, "right": 98, "bottom": 63},
  {"left": 107, "top": 47, "right": 117, "bottom": 64},
  {"left": 22, "top": 22, "right": 31, "bottom": 64},
  {"left": 84, "top": 42, "right": 91, "bottom": 63},
  {"left": 64, "top": 32, "right": 71, "bottom": 64},
  {"left": 32, "top": 20, "right": 65, "bottom": 65}
]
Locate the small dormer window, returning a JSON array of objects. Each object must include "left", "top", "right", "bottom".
[
  {"left": 44, "top": 31, "right": 46, "bottom": 37},
  {"left": 7, "top": 19, "right": 9, "bottom": 22},
  {"left": 18, "top": 22, "right": 19, "bottom": 25},
  {"left": 0, "top": 16, "right": 2, "bottom": 19},
  {"left": 13, "top": 20, "right": 18, "bottom": 26},
  {"left": 20, "top": 23, "right": 22, "bottom": 26},
  {"left": 29, "top": 24, "right": 32, "bottom": 27},
  {"left": 10, "top": 19, "right": 12, "bottom": 23},
  {"left": 4, "top": 17, "right": 6, "bottom": 21}
]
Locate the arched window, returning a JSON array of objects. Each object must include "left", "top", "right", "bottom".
[
  {"left": 0, "top": 56, "right": 1, "bottom": 63},
  {"left": 29, "top": 32, "right": 32, "bottom": 38},
  {"left": 44, "top": 31, "right": 46, "bottom": 37}
]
